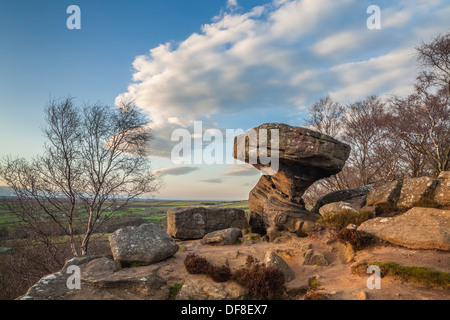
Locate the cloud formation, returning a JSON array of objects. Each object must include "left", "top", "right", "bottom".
[
  {"left": 153, "top": 166, "right": 199, "bottom": 176},
  {"left": 199, "top": 178, "right": 224, "bottom": 183},
  {"left": 117, "top": 0, "right": 450, "bottom": 159},
  {"left": 221, "top": 164, "right": 260, "bottom": 176}
]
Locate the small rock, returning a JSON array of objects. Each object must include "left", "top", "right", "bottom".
[
  {"left": 264, "top": 251, "right": 296, "bottom": 282},
  {"left": 201, "top": 228, "right": 242, "bottom": 246},
  {"left": 302, "top": 249, "right": 329, "bottom": 266},
  {"left": 359, "top": 290, "right": 368, "bottom": 300},
  {"left": 346, "top": 224, "right": 358, "bottom": 230}
]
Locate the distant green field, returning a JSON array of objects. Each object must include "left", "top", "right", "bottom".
[{"left": 0, "top": 200, "right": 249, "bottom": 233}]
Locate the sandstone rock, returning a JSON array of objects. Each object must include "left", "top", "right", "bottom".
[
  {"left": 80, "top": 257, "right": 121, "bottom": 281},
  {"left": 109, "top": 223, "right": 179, "bottom": 266},
  {"left": 19, "top": 256, "right": 169, "bottom": 300},
  {"left": 201, "top": 228, "right": 242, "bottom": 246},
  {"left": 433, "top": 171, "right": 450, "bottom": 207},
  {"left": 264, "top": 251, "right": 295, "bottom": 282},
  {"left": 311, "top": 185, "right": 374, "bottom": 215},
  {"left": 358, "top": 207, "right": 450, "bottom": 251},
  {"left": 359, "top": 290, "right": 369, "bottom": 300},
  {"left": 337, "top": 242, "right": 355, "bottom": 264},
  {"left": 365, "top": 180, "right": 402, "bottom": 214},
  {"left": 319, "top": 201, "right": 360, "bottom": 216},
  {"left": 233, "top": 123, "right": 350, "bottom": 235},
  {"left": 166, "top": 207, "right": 248, "bottom": 239},
  {"left": 302, "top": 249, "right": 329, "bottom": 266},
  {"left": 176, "top": 275, "right": 247, "bottom": 300},
  {"left": 397, "top": 177, "right": 438, "bottom": 210}
]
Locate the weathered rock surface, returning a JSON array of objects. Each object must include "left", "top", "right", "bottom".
[
  {"left": 19, "top": 256, "right": 169, "bottom": 300},
  {"left": 319, "top": 201, "right": 360, "bottom": 216},
  {"left": 176, "top": 275, "right": 247, "bottom": 300},
  {"left": 109, "top": 223, "right": 179, "bottom": 265},
  {"left": 365, "top": 180, "right": 402, "bottom": 214},
  {"left": 397, "top": 177, "right": 438, "bottom": 210},
  {"left": 358, "top": 207, "right": 450, "bottom": 251},
  {"left": 264, "top": 251, "right": 295, "bottom": 282},
  {"left": 201, "top": 228, "right": 242, "bottom": 246},
  {"left": 302, "top": 249, "right": 329, "bottom": 266},
  {"left": 233, "top": 123, "right": 350, "bottom": 234},
  {"left": 433, "top": 171, "right": 450, "bottom": 207},
  {"left": 311, "top": 185, "right": 374, "bottom": 215},
  {"left": 167, "top": 207, "right": 248, "bottom": 240}
]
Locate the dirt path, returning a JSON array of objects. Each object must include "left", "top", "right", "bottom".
[{"left": 148, "top": 231, "right": 450, "bottom": 300}]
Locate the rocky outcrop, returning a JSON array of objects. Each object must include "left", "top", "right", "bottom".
[
  {"left": 233, "top": 123, "right": 350, "bottom": 235},
  {"left": 365, "top": 180, "right": 402, "bottom": 214},
  {"left": 311, "top": 185, "right": 374, "bottom": 215},
  {"left": 397, "top": 176, "right": 438, "bottom": 210},
  {"left": 358, "top": 207, "right": 450, "bottom": 251},
  {"left": 19, "top": 256, "right": 169, "bottom": 300},
  {"left": 176, "top": 275, "right": 247, "bottom": 300},
  {"left": 201, "top": 228, "right": 242, "bottom": 246},
  {"left": 109, "top": 223, "right": 179, "bottom": 266},
  {"left": 433, "top": 171, "right": 450, "bottom": 207},
  {"left": 166, "top": 207, "right": 248, "bottom": 240}
]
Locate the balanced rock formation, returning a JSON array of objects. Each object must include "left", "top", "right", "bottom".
[
  {"left": 109, "top": 223, "right": 179, "bottom": 266},
  {"left": 233, "top": 123, "right": 350, "bottom": 235},
  {"left": 358, "top": 207, "right": 450, "bottom": 251},
  {"left": 167, "top": 207, "right": 248, "bottom": 240}
]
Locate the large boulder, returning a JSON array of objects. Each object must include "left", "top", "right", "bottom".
[
  {"left": 433, "top": 171, "right": 450, "bottom": 207},
  {"left": 397, "top": 176, "right": 438, "bottom": 210},
  {"left": 311, "top": 185, "right": 374, "bottom": 215},
  {"left": 233, "top": 123, "right": 350, "bottom": 235},
  {"left": 358, "top": 207, "right": 450, "bottom": 251},
  {"left": 166, "top": 207, "right": 248, "bottom": 240},
  {"left": 109, "top": 223, "right": 179, "bottom": 266},
  {"left": 365, "top": 180, "right": 402, "bottom": 214}
]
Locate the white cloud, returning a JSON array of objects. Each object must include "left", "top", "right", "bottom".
[
  {"left": 221, "top": 164, "right": 260, "bottom": 176},
  {"left": 117, "top": 0, "right": 450, "bottom": 159},
  {"left": 153, "top": 166, "right": 199, "bottom": 176},
  {"left": 227, "top": 0, "right": 238, "bottom": 8}
]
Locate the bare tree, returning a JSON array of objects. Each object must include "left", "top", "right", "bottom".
[
  {"left": 415, "top": 32, "right": 450, "bottom": 95},
  {"left": 305, "top": 94, "right": 345, "bottom": 138},
  {"left": 0, "top": 97, "right": 160, "bottom": 256}
]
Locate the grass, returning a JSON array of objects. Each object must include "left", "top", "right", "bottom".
[
  {"left": 0, "top": 200, "right": 249, "bottom": 236},
  {"left": 352, "top": 261, "right": 450, "bottom": 287},
  {"left": 317, "top": 209, "right": 375, "bottom": 229},
  {"left": 169, "top": 283, "right": 184, "bottom": 299}
]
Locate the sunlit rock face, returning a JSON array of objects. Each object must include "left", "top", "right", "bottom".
[{"left": 233, "top": 123, "right": 350, "bottom": 235}]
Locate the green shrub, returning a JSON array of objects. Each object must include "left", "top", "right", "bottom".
[
  {"left": 317, "top": 209, "right": 375, "bottom": 229},
  {"left": 352, "top": 261, "right": 450, "bottom": 287},
  {"left": 169, "top": 283, "right": 183, "bottom": 299}
]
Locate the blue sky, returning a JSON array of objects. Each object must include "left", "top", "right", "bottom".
[{"left": 1, "top": 0, "right": 449, "bottom": 199}]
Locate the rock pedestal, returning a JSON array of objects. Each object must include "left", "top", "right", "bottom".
[{"left": 233, "top": 123, "right": 350, "bottom": 235}]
